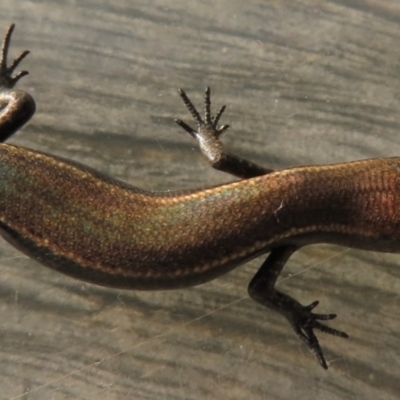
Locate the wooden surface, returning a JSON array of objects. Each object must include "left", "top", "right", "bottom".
[{"left": 1, "top": 1, "right": 400, "bottom": 399}]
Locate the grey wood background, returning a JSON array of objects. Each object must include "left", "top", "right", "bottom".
[{"left": 1, "top": 0, "right": 400, "bottom": 399}]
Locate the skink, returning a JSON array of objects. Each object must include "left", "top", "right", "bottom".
[{"left": 1, "top": 24, "right": 398, "bottom": 369}]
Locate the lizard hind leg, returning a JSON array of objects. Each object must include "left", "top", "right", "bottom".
[{"left": 174, "top": 87, "right": 272, "bottom": 179}]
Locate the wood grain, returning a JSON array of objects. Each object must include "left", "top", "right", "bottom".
[{"left": 1, "top": 0, "right": 400, "bottom": 399}]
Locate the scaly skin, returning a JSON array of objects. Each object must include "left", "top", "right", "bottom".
[{"left": 0, "top": 146, "right": 399, "bottom": 289}]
